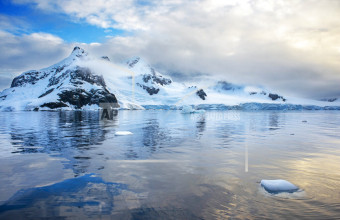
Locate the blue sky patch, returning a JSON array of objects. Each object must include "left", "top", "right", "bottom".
[{"left": 0, "top": 0, "right": 124, "bottom": 43}]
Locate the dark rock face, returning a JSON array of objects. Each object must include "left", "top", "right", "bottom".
[
  {"left": 55, "top": 65, "right": 65, "bottom": 74},
  {"left": 141, "top": 73, "right": 172, "bottom": 86},
  {"left": 44, "top": 66, "right": 118, "bottom": 109},
  {"left": 268, "top": 93, "right": 279, "bottom": 100},
  {"left": 127, "top": 57, "right": 140, "bottom": 68},
  {"left": 73, "top": 46, "right": 81, "bottom": 51},
  {"left": 143, "top": 75, "right": 151, "bottom": 83},
  {"left": 127, "top": 57, "right": 172, "bottom": 95},
  {"left": 50, "top": 66, "right": 119, "bottom": 109},
  {"left": 48, "top": 67, "right": 106, "bottom": 88},
  {"left": 39, "top": 88, "right": 119, "bottom": 109},
  {"left": 11, "top": 71, "right": 49, "bottom": 88},
  {"left": 40, "top": 102, "right": 68, "bottom": 109},
  {"left": 101, "top": 56, "right": 110, "bottom": 61},
  {"left": 38, "top": 88, "right": 54, "bottom": 98},
  {"left": 136, "top": 83, "right": 160, "bottom": 95},
  {"left": 196, "top": 89, "right": 207, "bottom": 100},
  {"left": 320, "top": 98, "right": 337, "bottom": 102},
  {"left": 268, "top": 93, "right": 286, "bottom": 102},
  {"left": 138, "top": 72, "right": 171, "bottom": 95},
  {"left": 57, "top": 88, "right": 118, "bottom": 109},
  {"left": 13, "top": 65, "right": 70, "bottom": 88},
  {"left": 216, "top": 81, "right": 242, "bottom": 91},
  {"left": 72, "top": 46, "right": 86, "bottom": 57},
  {"left": 48, "top": 70, "right": 69, "bottom": 87},
  {"left": 152, "top": 73, "right": 172, "bottom": 86},
  {"left": 70, "top": 67, "right": 106, "bottom": 87}
]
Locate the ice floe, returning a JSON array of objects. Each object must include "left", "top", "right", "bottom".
[
  {"left": 181, "top": 105, "right": 206, "bottom": 114},
  {"left": 115, "top": 131, "right": 133, "bottom": 136},
  {"left": 261, "top": 179, "right": 299, "bottom": 193}
]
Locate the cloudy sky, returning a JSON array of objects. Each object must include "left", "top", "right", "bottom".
[{"left": 0, "top": 0, "right": 340, "bottom": 99}]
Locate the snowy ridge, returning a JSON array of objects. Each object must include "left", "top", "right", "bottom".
[{"left": 0, "top": 47, "right": 339, "bottom": 111}]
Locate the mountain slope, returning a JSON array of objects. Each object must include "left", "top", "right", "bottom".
[{"left": 0, "top": 47, "right": 119, "bottom": 111}]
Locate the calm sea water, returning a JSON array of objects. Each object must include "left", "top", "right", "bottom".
[{"left": 0, "top": 110, "right": 339, "bottom": 219}]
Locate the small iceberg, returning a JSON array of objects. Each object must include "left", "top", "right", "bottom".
[
  {"left": 63, "top": 122, "right": 72, "bottom": 127},
  {"left": 181, "top": 105, "right": 205, "bottom": 114},
  {"left": 261, "top": 179, "right": 299, "bottom": 193},
  {"left": 115, "top": 131, "right": 133, "bottom": 136}
]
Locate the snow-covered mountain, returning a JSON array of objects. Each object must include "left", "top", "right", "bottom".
[
  {"left": 0, "top": 47, "right": 339, "bottom": 111},
  {"left": 0, "top": 47, "right": 119, "bottom": 111}
]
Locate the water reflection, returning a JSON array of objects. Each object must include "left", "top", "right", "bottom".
[
  {"left": 269, "top": 112, "right": 280, "bottom": 130},
  {"left": 0, "top": 111, "right": 340, "bottom": 219},
  {"left": 122, "top": 118, "right": 174, "bottom": 159},
  {"left": 196, "top": 115, "right": 206, "bottom": 138},
  {"left": 142, "top": 119, "right": 162, "bottom": 148},
  {"left": 5, "top": 111, "right": 117, "bottom": 176},
  {"left": 9, "top": 111, "right": 109, "bottom": 154},
  {"left": 0, "top": 174, "right": 128, "bottom": 219}
]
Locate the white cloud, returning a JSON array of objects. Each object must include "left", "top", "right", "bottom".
[
  {"left": 5, "top": 0, "right": 340, "bottom": 99},
  {"left": 0, "top": 29, "right": 75, "bottom": 90},
  {"left": 0, "top": 30, "right": 70, "bottom": 73}
]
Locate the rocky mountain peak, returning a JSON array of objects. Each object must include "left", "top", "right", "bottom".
[
  {"left": 71, "top": 46, "right": 87, "bottom": 58},
  {"left": 101, "top": 56, "right": 110, "bottom": 61},
  {"left": 127, "top": 56, "right": 140, "bottom": 68}
]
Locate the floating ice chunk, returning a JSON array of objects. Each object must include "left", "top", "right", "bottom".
[
  {"left": 64, "top": 122, "right": 72, "bottom": 127},
  {"left": 115, "top": 131, "right": 133, "bottom": 136},
  {"left": 181, "top": 105, "right": 194, "bottom": 114},
  {"left": 181, "top": 105, "right": 205, "bottom": 114},
  {"left": 261, "top": 179, "right": 298, "bottom": 193}
]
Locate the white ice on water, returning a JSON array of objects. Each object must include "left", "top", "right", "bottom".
[
  {"left": 115, "top": 131, "right": 133, "bottom": 136},
  {"left": 181, "top": 105, "right": 206, "bottom": 114},
  {"left": 261, "top": 179, "right": 298, "bottom": 193},
  {"left": 181, "top": 105, "right": 194, "bottom": 114}
]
